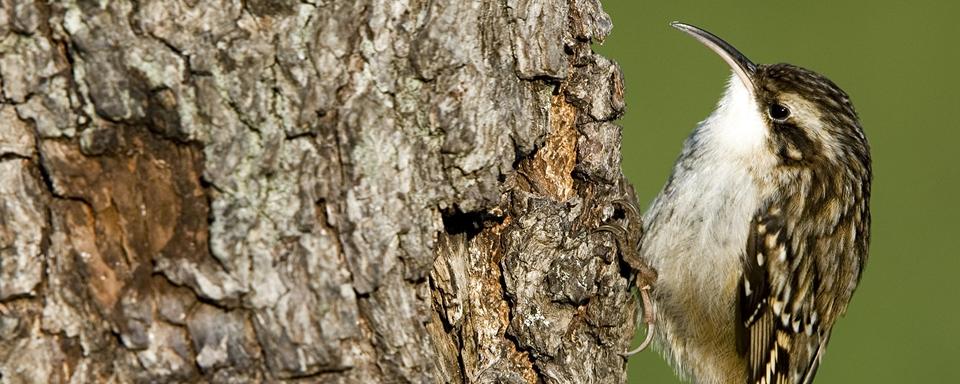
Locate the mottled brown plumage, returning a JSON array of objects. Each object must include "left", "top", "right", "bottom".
[{"left": 739, "top": 62, "right": 871, "bottom": 384}]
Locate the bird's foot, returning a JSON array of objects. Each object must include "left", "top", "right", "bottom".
[
  {"left": 595, "top": 198, "right": 658, "bottom": 357},
  {"left": 595, "top": 198, "right": 643, "bottom": 267}
]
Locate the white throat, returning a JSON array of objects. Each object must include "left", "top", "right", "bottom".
[{"left": 697, "top": 74, "right": 769, "bottom": 160}]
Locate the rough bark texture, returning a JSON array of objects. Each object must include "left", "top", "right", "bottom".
[{"left": 0, "top": 0, "right": 640, "bottom": 382}]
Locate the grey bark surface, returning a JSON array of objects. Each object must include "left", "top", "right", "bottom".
[{"left": 0, "top": 0, "right": 641, "bottom": 382}]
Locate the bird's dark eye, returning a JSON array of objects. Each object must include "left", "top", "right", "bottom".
[{"left": 768, "top": 103, "right": 791, "bottom": 121}]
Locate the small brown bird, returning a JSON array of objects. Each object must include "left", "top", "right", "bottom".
[{"left": 622, "top": 22, "right": 872, "bottom": 384}]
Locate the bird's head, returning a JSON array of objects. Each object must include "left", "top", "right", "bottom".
[{"left": 671, "top": 22, "right": 869, "bottom": 174}]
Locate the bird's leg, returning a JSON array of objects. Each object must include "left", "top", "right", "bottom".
[{"left": 595, "top": 199, "right": 658, "bottom": 357}]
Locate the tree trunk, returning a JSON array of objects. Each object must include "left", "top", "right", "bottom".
[{"left": 0, "top": 0, "right": 641, "bottom": 382}]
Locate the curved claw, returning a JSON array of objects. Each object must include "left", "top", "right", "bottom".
[
  {"left": 595, "top": 224, "right": 635, "bottom": 263},
  {"left": 605, "top": 199, "right": 642, "bottom": 248},
  {"left": 622, "top": 285, "right": 656, "bottom": 357},
  {"left": 596, "top": 215, "right": 646, "bottom": 272},
  {"left": 609, "top": 198, "right": 641, "bottom": 223},
  {"left": 595, "top": 223, "right": 628, "bottom": 238}
]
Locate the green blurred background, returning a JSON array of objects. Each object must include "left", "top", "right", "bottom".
[{"left": 594, "top": 1, "right": 960, "bottom": 383}]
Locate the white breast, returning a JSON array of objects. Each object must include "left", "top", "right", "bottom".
[
  {"left": 639, "top": 74, "right": 776, "bottom": 381},
  {"left": 643, "top": 74, "right": 772, "bottom": 274},
  {"left": 642, "top": 158, "right": 759, "bottom": 304}
]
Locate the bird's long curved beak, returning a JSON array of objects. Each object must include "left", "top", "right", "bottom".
[{"left": 670, "top": 22, "right": 757, "bottom": 91}]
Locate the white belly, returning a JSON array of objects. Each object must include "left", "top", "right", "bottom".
[{"left": 639, "top": 154, "right": 762, "bottom": 383}]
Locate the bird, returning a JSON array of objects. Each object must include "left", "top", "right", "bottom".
[{"left": 614, "top": 22, "right": 872, "bottom": 384}]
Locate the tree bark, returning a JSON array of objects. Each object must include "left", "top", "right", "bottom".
[{"left": 0, "top": 0, "right": 640, "bottom": 382}]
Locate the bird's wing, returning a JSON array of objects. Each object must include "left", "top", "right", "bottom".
[{"left": 739, "top": 206, "right": 829, "bottom": 384}]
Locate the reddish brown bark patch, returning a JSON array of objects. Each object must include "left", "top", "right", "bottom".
[{"left": 40, "top": 125, "right": 209, "bottom": 312}]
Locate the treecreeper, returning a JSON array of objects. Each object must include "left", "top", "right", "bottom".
[{"left": 604, "top": 22, "right": 872, "bottom": 384}]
